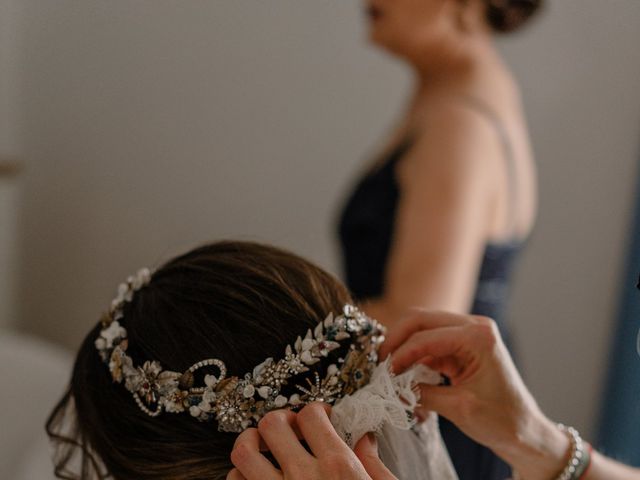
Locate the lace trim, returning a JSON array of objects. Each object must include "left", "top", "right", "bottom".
[{"left": 330, "top": 358, "right": 442, "bottom": 448}]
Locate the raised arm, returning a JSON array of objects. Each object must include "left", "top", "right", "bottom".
[{"left": 382, "top": 311, "right": 640, "bottom": 480}]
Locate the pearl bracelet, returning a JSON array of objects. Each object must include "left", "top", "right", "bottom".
[{"left": 511, "top": 423, "right": 591, "bottom": 480}]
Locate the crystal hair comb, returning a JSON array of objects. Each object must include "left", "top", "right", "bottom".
[{"left": 95, "top": 268, "right": 386, "bottom": 433}]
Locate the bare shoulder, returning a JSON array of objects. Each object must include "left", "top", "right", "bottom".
[{"left": 399, "top": 98, "right": 504, "bottom": 193}]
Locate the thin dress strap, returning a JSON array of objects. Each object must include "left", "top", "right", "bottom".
[{"left": 460, "top": 95, "right": 519, "bottom": 240}]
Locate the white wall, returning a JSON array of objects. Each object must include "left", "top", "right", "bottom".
[
  {"left": 12, "top": 0, "right": 640, "bottom": 437},
  {"left": 0, "top": 176, "right": 20, "bottom": 329},
  {"left": 16, "top": 0, "right": 408, "bottom": 344},
  {"left": 501, "top": 2, "right": 640, "bottom": 436},
  {"left": 0, "top": 0, "right": 23, "bottom": 328},
  {"left": 0, "top": 0, "right": 22, "bottom": 155}
]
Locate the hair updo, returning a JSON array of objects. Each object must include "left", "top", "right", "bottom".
[
  {"left": 484, "top": 0, "right": 544, "bottom": 33},
  {"left": 46, "top": 241, "right": 352, "bottom": 480}
]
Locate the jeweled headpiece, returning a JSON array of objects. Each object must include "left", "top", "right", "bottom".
[{"left": 96, "top": 268, "right": 386, "bottom": 433}]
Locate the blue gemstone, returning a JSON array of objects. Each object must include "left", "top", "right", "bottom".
[{"left": 326, "top": 326, "right": 338, "bottom": 341}]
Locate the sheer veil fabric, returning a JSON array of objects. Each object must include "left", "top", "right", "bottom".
[
  {"left": 378, "top": 415, "right": 459, "bottom": 480},
  {"left": 331, "top": 360, "right": 458, "bottom": 479}
]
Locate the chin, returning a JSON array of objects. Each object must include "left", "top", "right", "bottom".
[
  {"left": 366, "top": 23, "right": 405, "bottom": 55},
  {"left": 369, "top": 33, "right": 406, "bottom": 58},
  {"left": 367, "top": 30, "right": 383, "bottom": 47},
  {"left": 367, "top": 27, "right": 390, "bottom": 49}
]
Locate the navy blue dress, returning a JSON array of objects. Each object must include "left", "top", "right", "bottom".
[{"left": 338, "top": 106, "right": 523, "bottom": 480}]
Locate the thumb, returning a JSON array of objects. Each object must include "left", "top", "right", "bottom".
[{"left": 353, "top": 433, "right": 397, "bottom": 480}]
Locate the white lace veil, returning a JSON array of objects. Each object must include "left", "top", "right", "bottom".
[
  {"left": 377, "top": 415, "right": 458, "bottom": 480},
  {"left": 331, "top": 360, "right": 458, "bottom": 480}
]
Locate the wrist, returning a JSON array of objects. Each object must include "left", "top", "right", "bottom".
[{"left": 495, "top": 411, "right": 570, "bottom": 480}]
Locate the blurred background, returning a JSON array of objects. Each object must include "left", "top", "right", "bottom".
[{"left": 1, "top": 0, "right": 640, "bottom": 477}]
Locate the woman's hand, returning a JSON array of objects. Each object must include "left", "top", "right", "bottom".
[
  {"left": 227, "top": 402, "right": 396, "bottom": 480},
  {"left": 380, "top": 311, "right": 570, "bottom": 480}
]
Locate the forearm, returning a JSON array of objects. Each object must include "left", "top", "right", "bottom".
[
  {"left": 585, "top": 451, "right": 640, "bottom": 480},
  {"left": 493, "top": 412, "right": 569, "bottom": 480},
  {"left": 495, "top": 412, "right": 640, "bottom": 480},
  {"left": 361, "top": 293, "right": 468, "bottom": 330},
  {"left": 359, "top": 299, "right": 407, "bottom": 330}
]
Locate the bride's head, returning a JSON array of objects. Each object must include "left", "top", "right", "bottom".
[{"left": 47, "top": 241, "right": 371, "bottom": 480}]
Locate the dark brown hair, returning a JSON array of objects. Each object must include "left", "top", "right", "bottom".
[
  {"left": 46, "top": 241, "right": 352, "bottom": 480},
  {"left": 484, "top": 0, "right": 544, "bottom": 33}
]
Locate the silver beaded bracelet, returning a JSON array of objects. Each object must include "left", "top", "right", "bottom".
[
  {"left": 511, "top": 423, "right": 591, "bottom": 480},
  {"left": 555, "top": 424, "right": 591, "bottom": 480}
]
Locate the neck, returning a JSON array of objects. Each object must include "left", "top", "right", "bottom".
[
  {"left": 401, "top": 34, "right": 514, "bottom": 127},
  {"left": 415, "top": 30, "right": 500, "bottom": 84},
  {"left": 411, "top": 36, "right": 513, "bottom": 108}
]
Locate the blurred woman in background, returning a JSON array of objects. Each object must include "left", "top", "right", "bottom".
[{"left": 338, "top": 1, "right": 543, "bottom": 478}]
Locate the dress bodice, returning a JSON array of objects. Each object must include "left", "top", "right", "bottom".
[{"left": 338, "top": 140, "right": 522, "bottom": 327}]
